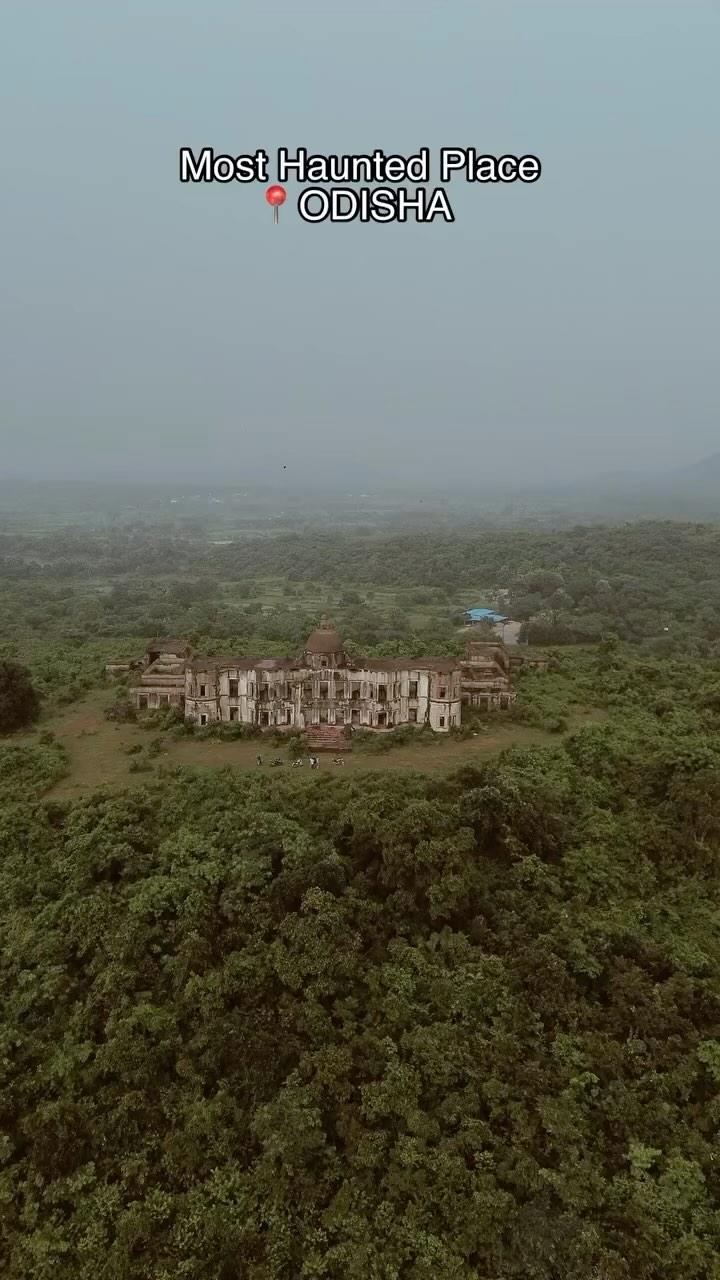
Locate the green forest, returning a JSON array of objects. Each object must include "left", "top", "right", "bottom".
[
  {"left": 2, "top": 513, "right": 720, "bottom": 1277},
  {"left": 3, "top": 718, "right": 720, "bottom": 1278},
  {"left": 3, "top": 520, "right": 720, "bottom": 701}
]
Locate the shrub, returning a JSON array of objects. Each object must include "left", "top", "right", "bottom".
[
  {"left": 0, "top": 741, "right": 68, "bottom": 793},
  {"left": 105, "top": 697, "right": 136, "bottom": 724},
  {"left": 194, "top": 720, "right": 260, "bottom": 742},
  {"left": 543, "top": 715, "right": 568, "bottom": 734},
  {"left": 352, "top": 724, "right": 435, "bottom": 754},
  {"left": 128, "top": 758, "right": 153, "bottom": 774},
  {"left": 0, "top": 661, "right": 41, "bottom": 732},
  {"left": 138, "top": 706, "right": 184, "bottom": 732}
]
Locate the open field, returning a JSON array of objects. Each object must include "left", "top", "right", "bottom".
[{"left": 12, "top": 688, "right": 605, "bottom": 799}]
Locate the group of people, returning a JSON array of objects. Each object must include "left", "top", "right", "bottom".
[{"left": 255, "top": 753, "right": 345, "bottom": 769}]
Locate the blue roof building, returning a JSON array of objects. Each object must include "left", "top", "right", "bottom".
[{"left": 466, "top": 607, "right": 509, "bottom": 624}]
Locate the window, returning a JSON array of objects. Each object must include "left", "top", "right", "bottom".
[
  {"left": 286, "top": 709, "right": 292, "bottom": 724},
  {"left": 378, "top": 684, "right": 387, "bottom": 702},
  {"left": 409, "top": 709, "right": 417, "bottom": 723},
  {"left": 439, "top": 686, "right": 446, "bottom": 699},
  {"left": 320, "top": 658, "right": 328, "bottom": 668},
  {"left": 261, "top": 711, "right": 269, "bottom": 726},
  {"left": 229, "top": 679, "right": 238, "bottom": 697},
  {"left": 229, "top": 707, "right": 239, "bottom": 721},
  {"left": 377, "top": 711, "right": 386, "bottom": 727},
  {"left": 200, "top": 713, "right": 208, "bottom": 726},
  {"left": 199, "top": 684, "right": 206, "bottom": 697},
  {"left": 320, "top": 682, "right": 329, "bottom": 699},
  {"left": 138, "top": 695, "right": 148, "bottom": 710},
  {"left": 409, "top": 680, "right": 418, "bottom": 698},
  {"left": 439, "top": 716, "right": 445, "bottom": 728},
  {"left": 351, "top": 683, "right": 360, "bottom": 701},
  {"left": 351, "top": 708, "right": 360, "bottom": 724}
]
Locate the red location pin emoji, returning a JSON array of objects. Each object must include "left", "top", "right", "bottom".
[{"left": 265, "top": 184, "right": 287, "bottom": 224}]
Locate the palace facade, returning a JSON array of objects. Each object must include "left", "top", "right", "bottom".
[
  {"left": 116, "top": 621, "right": 527, "bottom": 741},
  {"left": 127, "top": 620, "right": 463, "bottom": 734},
  {"left": 460, "top": 640, "right": 519, "bottom": 710}
]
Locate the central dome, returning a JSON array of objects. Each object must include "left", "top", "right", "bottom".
[{"left": 305, "top": 617, "right": 343, "bottom": 654}]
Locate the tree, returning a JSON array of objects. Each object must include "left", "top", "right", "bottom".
[
  {"left": 3, "top": 733, "right": 720, "bottom": 1276},
  {"left": 0, "top": 660, "right": 40, "bottom": 731}
]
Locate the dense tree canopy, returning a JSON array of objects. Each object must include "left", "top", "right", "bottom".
[
  {"left": 1, "top": 713, "right": 719, "bottom": 1278},
  {"left": 3, "top": 520, "right": 720, "bottom": 655},
  {"left": 0, "top": 659, "right": 40, "bottom": 731},
  {"left": 4, "top": 520, "right": 720, "bottom": 719},
  {"left": 3, "top": 510, "right": 720, "bottom": 1274}
]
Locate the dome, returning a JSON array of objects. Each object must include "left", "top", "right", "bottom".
[{"left": 305, "top": 618, "right": 343, "bottom": 654}]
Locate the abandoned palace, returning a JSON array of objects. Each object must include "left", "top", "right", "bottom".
[{"left": 108, "top": 619, "right": 522, "bottom": 738}]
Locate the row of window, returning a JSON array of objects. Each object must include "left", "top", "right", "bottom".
[
  {"left": 466, "top": 693, "right": 513, "bottom": 709},
  {"left": 193, "top": 680, "right": 456, "bottom": 701},
  {"left": 195, "top": 708, "right": 458, "bottom": 729},
  {"left": 137, "top": 693, "right": 180, "bottom": 709},
  {"left": 195, "top": 679, "right": 434, "bottom": 700}
]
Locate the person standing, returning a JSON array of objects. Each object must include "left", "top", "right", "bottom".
[{"left": 256, "top": 754, "right": 263, "bottom": 766}]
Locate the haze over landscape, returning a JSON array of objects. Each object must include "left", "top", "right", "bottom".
[
  {"left": 3, "top": 0, "right": 719, "bottom": 489},
  {"left": 5, "top": 5, "right": 720, "bottom": 1276}
]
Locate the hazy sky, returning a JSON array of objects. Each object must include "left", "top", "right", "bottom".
[{"left": 2, "top": 1, "right": 719, "bottom": 488}]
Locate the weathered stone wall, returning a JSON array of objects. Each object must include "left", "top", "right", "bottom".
[{"left": 184, "top": 661, "right": 462, "bottom": 732}]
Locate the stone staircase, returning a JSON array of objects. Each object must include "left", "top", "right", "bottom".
[{"left": 306, "top": 725, "right": 351, "bottom": 752}]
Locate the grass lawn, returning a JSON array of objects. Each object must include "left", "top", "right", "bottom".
[{"left": 15, "top": 688, "right": 605, "bottom": 800}]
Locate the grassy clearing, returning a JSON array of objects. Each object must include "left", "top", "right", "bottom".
[{"left": 13, "top": 688, "right": 605, "bottom": 800}]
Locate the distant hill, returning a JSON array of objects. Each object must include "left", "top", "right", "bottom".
[
  {"left": 494, "top": 453, "right": 720, "bottom": 522},
  {"left": 671, "top": 453, "right": 720, "bottom": 485},
  {"left": 580, "top": 454, "right": 720, "bottom": 496}
]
